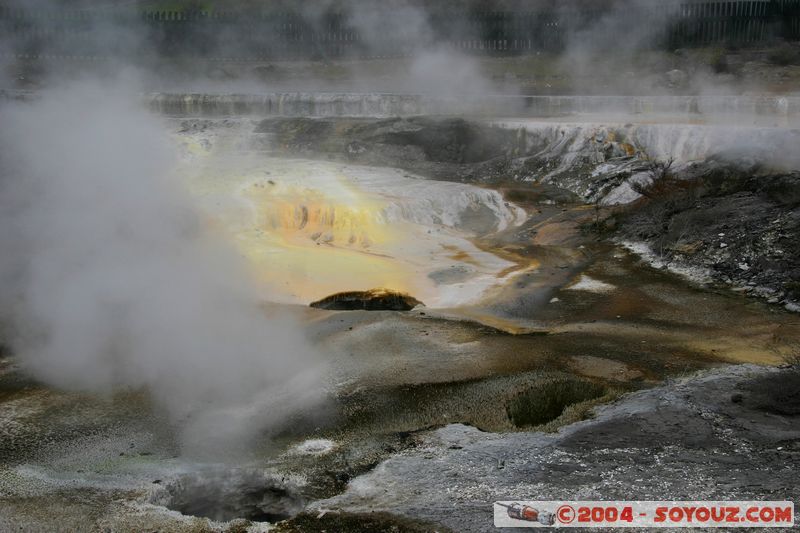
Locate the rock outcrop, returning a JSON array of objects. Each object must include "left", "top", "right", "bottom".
[
  {"left": 310, "top": 289, "right": 423, "bottom": 311},
  {"left": 311, "top": 365, "right": 800, "bottom": 532},
  {"left": 617, "top": 165, "right": 800, "bottom": 312}
]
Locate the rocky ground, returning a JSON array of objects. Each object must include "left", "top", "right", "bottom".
[
  {"left": 9, "top": 45, "right": 800, "bottom": 98},
  {"left": 2, "top": 114, "right": 800, "bottom": 531},
  {"left": 307, "top": 364, "right": 800, "bottom": 532},
  {"left": 615, "top": 161, "right": 800, "bottom": 314},
  {"left": 254, "top": 116, "right": 528, "bottom": 185},
  {"left": 259, "top": 115, "right": 800, "bottom": 315}
]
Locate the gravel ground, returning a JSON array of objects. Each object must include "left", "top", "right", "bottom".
[{"left": 311, "top": 364, "right": 800, "bottom": 532}]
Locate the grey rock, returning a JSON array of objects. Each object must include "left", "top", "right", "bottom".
[{"left": 313, "top": 365, "right": 800, "bottom": 532}]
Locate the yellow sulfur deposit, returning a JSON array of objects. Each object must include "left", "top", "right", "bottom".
[{"left": 177, "top": 139, "right": 523, "bottom": 307}]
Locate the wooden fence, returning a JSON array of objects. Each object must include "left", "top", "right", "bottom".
[{"left": 1, "top": 0, "right": 798, "bottom": 61}]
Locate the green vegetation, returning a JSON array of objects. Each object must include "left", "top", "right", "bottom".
[{"left": 506, "top": 378, "right": 606, "bottom": 428}]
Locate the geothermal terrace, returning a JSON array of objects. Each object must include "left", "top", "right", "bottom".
[{"left": 1, "top": 89, "right": 799, "bottom": 532}]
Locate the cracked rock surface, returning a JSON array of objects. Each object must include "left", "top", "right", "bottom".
[{"left": 312, "top": 365, "right": 800, "bottom": 532}]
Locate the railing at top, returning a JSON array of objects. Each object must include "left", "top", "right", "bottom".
[{"left": 0, "top": 0, "right": 798, "bottom": 61}]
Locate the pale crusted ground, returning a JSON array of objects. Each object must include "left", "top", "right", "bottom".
[{"left": 2, "top": 116, "right": 800, "bottom": 531}]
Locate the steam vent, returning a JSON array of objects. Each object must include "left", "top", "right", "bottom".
[{"left": 1, "top": 0, "right": 800, "bottom": 531}]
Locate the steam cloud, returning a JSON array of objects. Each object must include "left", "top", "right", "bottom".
[
  {"left": 0, "top": 0, "right": 500, "bottom": 459},
  {"left": 0, "top": 0, "right": 788, "bottom": 458},
  {"left": 0, "top": 0, "right": 503, "bottom": 95},
  {"left": 0, "top": 80, "right": 322, "bottom": 456}
]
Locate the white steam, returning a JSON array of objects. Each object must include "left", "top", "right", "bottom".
[
  {"left": 0, "top": 81, "right": 322, "bottom": 456},
  {"left": 406, "top": 47, "right": 494, "bottom": 96}
]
